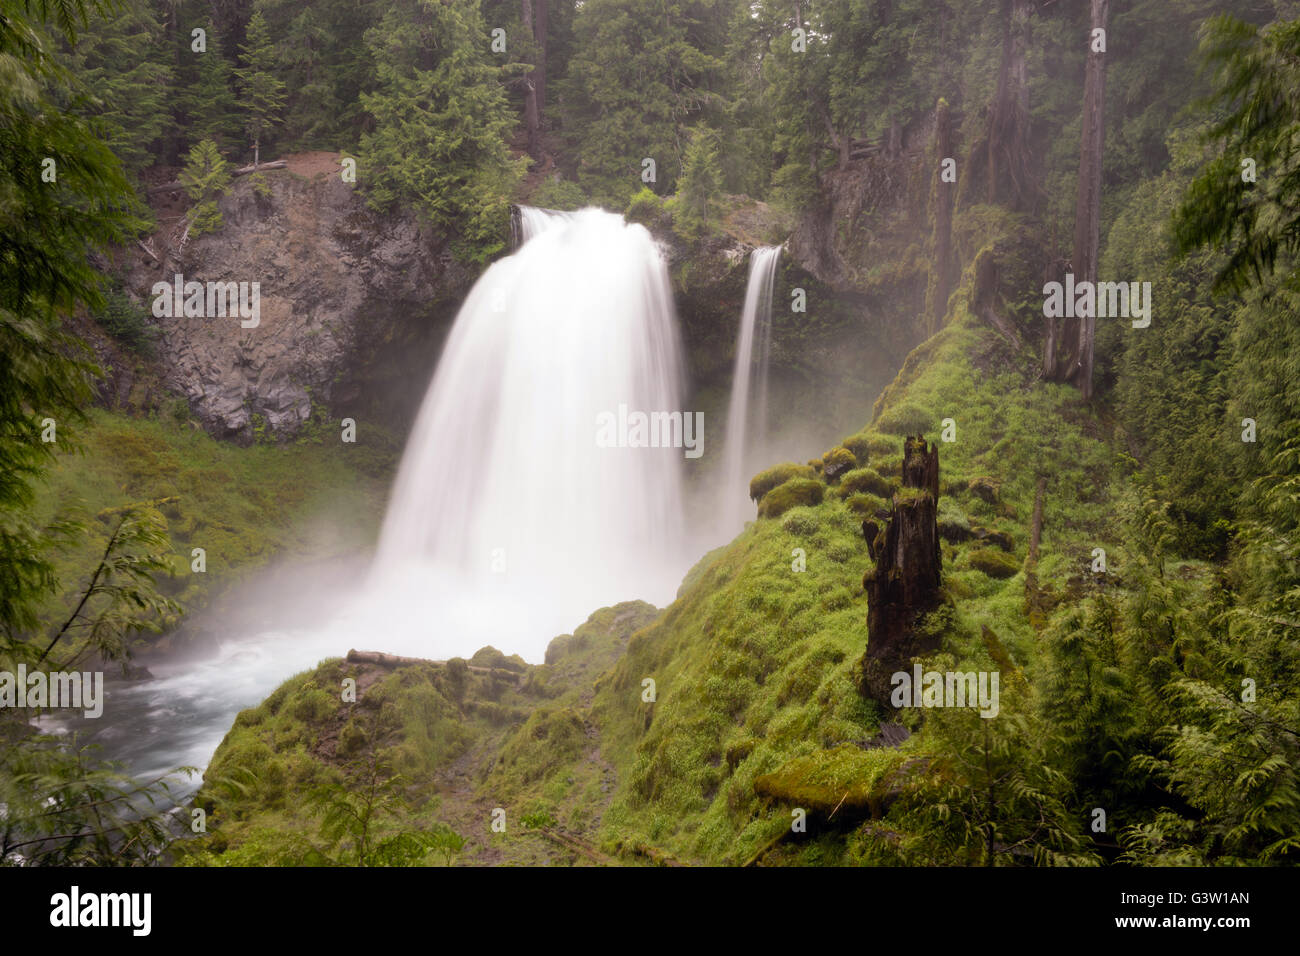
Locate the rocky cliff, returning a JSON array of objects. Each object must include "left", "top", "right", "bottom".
[{"left": 122, "top": 153, "right": 473, "bottom": 442}]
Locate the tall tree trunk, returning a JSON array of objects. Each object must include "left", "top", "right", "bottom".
[
  {"left": 927, "top": 98, "right": 955, "bottom": 335},
  {"left": 534, "top": 0, "right": 548, "bottom": 119},
  {"left": 987, "top": 0, "right": 1032, "bottom": 207},
  {"left": 1069, "top": 0, "right": 1109, "bottom": 400},
  {"left": 521, "top": 0, "right": 542, "bottom": 159}
]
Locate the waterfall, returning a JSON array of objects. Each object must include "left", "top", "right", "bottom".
[
  {"left": 367, "top": 206, "right": 691, "bottom": 661},
  {"left": 719, "top": 245, "right": 781, "bottom": 532}
]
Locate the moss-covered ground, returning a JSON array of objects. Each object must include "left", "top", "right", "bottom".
[
  {"left": 188, "top": 278, "right": 1133, "bottom": 865},
  {"left": 28, "top": 408, "right": 397, "bottom": 649}
]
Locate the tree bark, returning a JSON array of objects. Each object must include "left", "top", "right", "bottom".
[
  {"left": 521, "top": 0, "right": 544, "bottom": 159},
  {"left": 1069, "top": 0, "right": 1109, "bottom": 400},
  {"left": 534, "top": 0, "right": 548, "bottom": 119},
  {"left": 987, "top": 0, "right": 1032, "bottom": 208},
  {"left": 927, "top": 98, "right": 955, "bottom": 335},
  {"left": 858, "top": 436, "right": 943, "bottom": 707}
]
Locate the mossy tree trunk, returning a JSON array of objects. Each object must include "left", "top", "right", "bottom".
[
  {"left": 926, "top": 98, "right": 956, "bottom": 336},
  {"left": 987, "top": 0, "right": 1033, "bottom": 209},
  {"left": 1068, "top": 0, "right": 1109, "bottom": 401},
  {"left": 858, "top": 436, "right": 943, "bottom": 706}
]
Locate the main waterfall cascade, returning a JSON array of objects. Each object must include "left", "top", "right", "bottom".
[
  {"left": 718, "top": 246, "right": 782, "bottom": 534},
  {"left": 365, "top": 206, "right": 693, "bottom": 661}
]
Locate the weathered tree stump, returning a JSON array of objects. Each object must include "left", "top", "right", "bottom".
[{"left": 857, "top": 436, "right": 943, "bottom": 706}]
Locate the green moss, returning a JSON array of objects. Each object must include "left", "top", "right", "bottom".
[
  {"left": 753, "top": 745, "right": 906, "bottom": 817},
  {"left": 749, "top": 462, "right": 817, "bottom": 502},
  {"left": 757, "top": 478, "right": 825, "bottom": 519},
  {"left": 967, "top": 547, "right": 1020, "bottom": 579},
  {"left": 844, "top": 493, "right": 886, "bottom": 516},
  {"left": 28, "top": 408, "right": 393, "bottom": 635},
  {"left": 837, "top": 467, "right": 895, "bottom": 499},
  {"left": 821, "top": 446, "right": 856, "bottom": 481},
  {"left": 470, "top": 646, "right": 529, "bottom": 673},
  {"left": 968, "top": 476, "right": 1001, "bottom": 503},
  {"left": 875, "top": 401, "right": 933, "bottom": 437},
  {"left": 840, "top": 433, "right": 872, "bottom": 466}
]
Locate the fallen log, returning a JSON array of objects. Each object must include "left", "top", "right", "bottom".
[
  {"left": 344, "top": 649, "right": 528, "bottom": 684},
  {"left": 346, "top": 649, "right": 435, "bottom": 667},
  {"left": 537, "top": 827, "right": 615, "bottom": 865},
  {"left": 145, "top": 160, "right": 288, "bottom": 195}
]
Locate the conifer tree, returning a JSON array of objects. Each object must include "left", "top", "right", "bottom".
[
  {"left": 235, "top": 10, "right": 286, "bottom": 167},
  {"left": 179, "top": 139, "right": 232, "bottom": 235},
  {"left": 359, "top": 0, "right": 524, "bottom": 263},
  {"left": 675, "top": 126, "right": 722, "bottom": 238}
]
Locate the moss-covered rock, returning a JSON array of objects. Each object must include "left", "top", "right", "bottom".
[
  {"left": 470, "top": 646, "right": 529, "bottom": 673},
  {"left": 821, "top": 446, "right": 856, "bottom": 482},
  {"left": 841, "top": 433, "right": 872, "bottom": 466},
  {"left": 838, "top": 467, "right": 895, "bottom": 499},
  {"left": 753, "top": 745, "right": 906, "bottom": 818},
  {"left": 968, "top": 475, "right": 1001, "bottom": 504},
  {"left": 749, "top": 462, "right": 817, "bottom": 502},
  {"left": 937, "top": 497, "right": 972, "bottom": 542},
  {"left": 844, "top": 493, "right": 887, "bottom": 516},
  {"left": 758, "top": 478, "right": 825, "bottom": 519},
  {"left": 968, "top": 547, "right": 1019, "bottom": 579},
  {"left": 875, "top": 402, "right": 932, "bottom": 436},
  {"left": 972, "top": 527, "right": 1015, "bottom": 552}
]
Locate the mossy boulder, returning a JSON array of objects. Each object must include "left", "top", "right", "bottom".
[
  {"left": 844, "top": 493, "right": 887, "bottom": 516},
  {"left": 470, "top": 646, "right": 529, "bottom": 673},
  {"left": 841, "top": 433, "right": 872, "bottom": 466},
  {"left": 937, "top": 497, "right": 971, "bottom": 542},
  {"left": 838, "top": 467, "right": 895, "bottom": 499},
  {"left": 968, "top": 547, "right": 1019, "bottom": 579},
  {"left": 968, "top": 475, "right": 1001, "bottom": 504},
  {"left": 757, "top": 478, "right": 824, "bottom": 519},
  {"left": 821, "top": 446, "right": 856, "bottom": 482},
  {"left": 750, "top": 462, "right": 817, "bottom": 503},
  {"left": 972, "top": 526, "right": 1015, "bottom": 552},
  {"left": 753, "top": 745, "right": 905, "bottom": 818},
  {"left": 875, "top": 402, "right": 932, "bottom": 436}
]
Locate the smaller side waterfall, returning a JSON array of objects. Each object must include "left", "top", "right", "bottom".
[{"left": 720, "top": 246, "right": 781, "bottom": 532}]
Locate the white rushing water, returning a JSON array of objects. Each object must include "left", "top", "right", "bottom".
[
  {"left": 718, "top": 245, "right": 781, "bottom": 534},
  {"left": 42, "top": 206, "right": 699, "bottom": 790},
  {"left": 364, "top": 206, "right": 692, "bottom": 661}
]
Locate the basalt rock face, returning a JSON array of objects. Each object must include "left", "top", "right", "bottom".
[
  {"left": 858, "top": 436, "right": 944, "bottom": 707},
  {"left": 123, "top": 161, "right": 474, "bottom": 442}
]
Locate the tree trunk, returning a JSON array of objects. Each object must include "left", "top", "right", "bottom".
[
  {"left": 986, "top": 0, "right": 1032, "bottom": 208},
  {"left": 534, "top": 0, "right": 548, "bottom": 120},
  {"left": 1069, "top": 0, "right": 1109, "bottom": 400},
  {"left": 521, "top": 0, "right": 542, "bottom": 159},
  {"left": 858, "top": 436, "right": 943, "bottom": 707},
  {"left": 927, "top": 98, "right": 955, "bottom": 335}
]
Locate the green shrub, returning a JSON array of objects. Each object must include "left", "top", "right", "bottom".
[
  {"left": 532, "top": 176, "right": 587, "bottom": 211},
  {"left": 625, "top": 186, "right": 668, "bottom": 230},
  {"left": 96, "top": 287, "right": 159, "bottom": 356}
]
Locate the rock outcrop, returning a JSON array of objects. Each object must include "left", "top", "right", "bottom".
[{"left": 123, "top": 154, "right": 473, "bottom": 441}]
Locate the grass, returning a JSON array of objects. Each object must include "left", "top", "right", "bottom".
[{"left": 27, "top": 408, "right": 397, "bottom": 644}]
